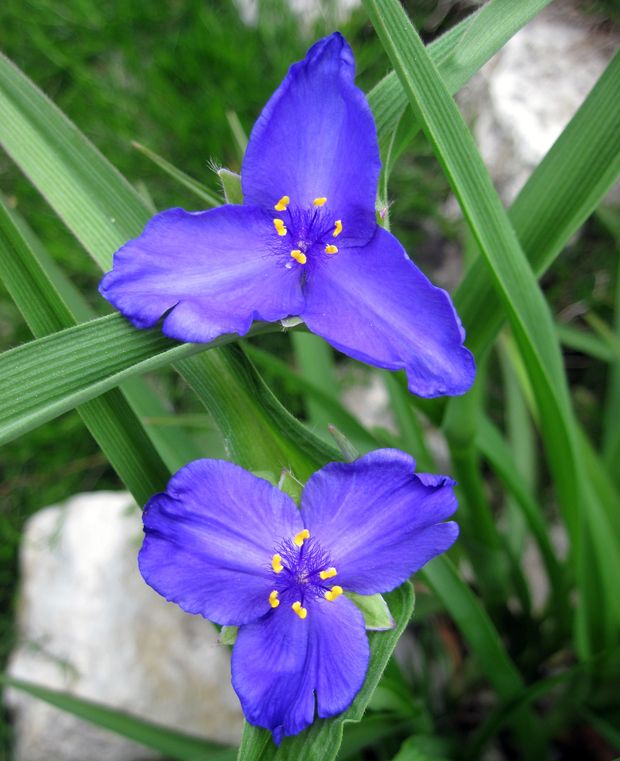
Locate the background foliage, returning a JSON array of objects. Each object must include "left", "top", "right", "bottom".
[{"left": 1, "top": 0, "right": 619, "bottom": 759}]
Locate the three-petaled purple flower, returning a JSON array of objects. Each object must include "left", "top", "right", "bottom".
[
  {"left": 100, "top": 33, "right": 475, "bottom": 398},
  {"left": 139, "top": 449, "right": 458, "bottom": 742}
]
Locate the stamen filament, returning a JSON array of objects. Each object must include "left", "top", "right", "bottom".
[
  {"left": 325, "top": 244, "right": 338, "bottom": 255},
  {"left": 273, "top": 218, "right": 287, "bottom": 236},
  {"left": 325, "top": 585, "right": 343, "bottom": 602},
  {"left": 292, "top": 601, "right": 308, "bottom": 619},
  {"left": 294, "top": 529, "right": 310, "bottom": 547},
  {"left": 272, "top": 553, "right": 284, "bottom": 573},
  {"left": 274, "top": 195, "right": 290, "bottom": 211},
  {"left": 269, "top": 590, "right": 280, "bottom": 608},
  {"left": 291, "top": 249, "right": 307, "bottom": 265},
  {"left": 313, "top": 197, "right": 327, "bottom": 207},
  {"left": 333, "top": 220, "right": 342, "bottom": 237},
  {"left": 319, "top": 567, "right": 337, "bottom": 580}
]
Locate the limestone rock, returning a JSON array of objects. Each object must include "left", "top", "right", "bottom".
[{"left": 4, "top": 491, "right": 243, "bottom": 761}]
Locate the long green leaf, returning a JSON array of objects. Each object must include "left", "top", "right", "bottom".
[
  {"left": 368, "top": 0, "right": 553, "bottom": 171},
  {"left": 0, "top": 50, "right": 333, "bottom": 478},
  {"left": 0, "top": 310, "right": 272, "bottom": 448},
  {"left": 1, "top": 675, "right": 235, "bottom": 761},
  {"left": 0, "top": 199, "right": 205, "bottom": 471},
  {"left": 236, "top": 584, "right": 414, "bottom": 761},
  {"left": 362, "top": 0, "right": 619, "bottom": 656},
  {"left": 454, "top": 50, "right": 620, "bottom": 357}
]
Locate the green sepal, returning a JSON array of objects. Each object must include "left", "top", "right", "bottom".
[
  {"left": 345, "top": 591, "right": 396, "bottom": 631},
  {"left": 218, "top": 168, "right": 244, "bottom": 205},
  {"left": 219, "top": 625, "right": 239, "bottom": 646}
]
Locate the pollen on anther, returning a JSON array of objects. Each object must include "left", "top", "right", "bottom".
[
  {"left": 292, "top": 601, "right": 308, "bottom": 619},
  {"left": 294, "top": 529, "right": 310, "bottom": 547},
  {"left": 273, "top": 218, "right": 287, "bottom": 236},
  {"left": 274, "top": 195, "right": 290, "bottom": 211},
  {"left": 333, "top": 220, "right": 342, "bottom": 237},
  {"left": 272, "top": 553, "right": 283, "bottom": 573},
  {"left": 319, "top": 567, "right": 337, "bottom": 580},
  {"left": 269, "top": 590, "right": 280, "bottom": 608},
  {"left": 291, "top": 249, "right": 307, "bottom": 265},
  {"left": 325, "top": 585, "right": 343, "bottom": 602},
  {"left": 325, "top": 244, "right": 338, "bottom": 255},
  {"left": 313, "top": 197, "right": 327, "bottom": 207}
]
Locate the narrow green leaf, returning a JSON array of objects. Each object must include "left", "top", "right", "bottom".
[
  {"left": 363, "top": 0, "right": 619, "bottom": 657},
  {"left": 0, "top": 199, "right": 173, "bottom": 503},
  {"left": 132, "top": 141, "right": 223, "bottom": 207},
  {"left": 245, "top": 343, "right": 378, "bottom": 453},
  {"left": 0, "top": 313, "right": 272, "bottom": 447},
  {"left": 368, "top": 0, "right": 553, "bottom": 170},
  {"left": 236, "top": 583, "right": 414, "bottom": 761},
  {"left": 0, "top": 50, "right": 333, "bottom": 482},
  {"left": 1, "top": 675, "right": 235, "bottom": 761},
  {"left": 454, "top": 50, "right": 620, "bottom": 357},
  {"left": 290, "top": 332, "right": 339, "bottom": 437},
  {"left": 421, "top": 557, "right": 546, "bottom": 758}
]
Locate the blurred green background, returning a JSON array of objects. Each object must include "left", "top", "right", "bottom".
[{"left": 1, "top": 0, "right": 618, "bottom": 759}]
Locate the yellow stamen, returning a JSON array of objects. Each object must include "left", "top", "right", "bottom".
[
  {"left": 269, "top": 590, "right": 280, "bottom": 608},
  {"left": 294, "top": 529, "right": 310, "bottom": 547},
  {"left": 274, "top": 195, "right": 290, "bottom": 211},
  {"left": 313, "top": 197, "right": 327, "bottom": 207},
  {"left": 325, "top": 244, "right": 338, "bottom": 255},
  {"left": 333, "top": 220, "right": 342, "bottom": 237},
  {"left": 273, "top": 218, "right": 287, "bottom": 236},
  {"left": 325, "top": 585, "right": 343, "bottom": 602},
  {"left": 290, "top": 249, "right": 307, "bottom": 265},
  {"left": 272, "top": 553, "right": 283, "bottom": 573},
  {"left": 319, "top": 567, "right": 337, "bottom": 580},
  {"left": 292, "top": 601, "right": 308, "bottom": 619}
]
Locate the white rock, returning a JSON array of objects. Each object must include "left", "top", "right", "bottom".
[
  {"left": 460, "top": 5, "right": 618, "bottom": 203},
  {"left": 235, "top": 0, "right": 360, "bottom": 27},
  {"left": 4, "top": 492, "right": 243, "bottom": 761}
]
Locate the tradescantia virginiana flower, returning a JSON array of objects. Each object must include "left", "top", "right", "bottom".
[
  {"left": 100, "top": 33, "right": 475, "bottom": 398},
  {"left": 138, "top": 449, "right": 458, "bottom": 743}
]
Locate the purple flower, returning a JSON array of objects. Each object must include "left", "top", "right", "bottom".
[
  {"left": 100, "top": 33, "right": 474, "bottom": 398},
  {"left": 139, "top": 449, "right": 458, "bottom": 743}
]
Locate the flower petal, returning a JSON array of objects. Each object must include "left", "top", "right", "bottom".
[
  {"left": 99, "top": 205, "right": 304, "bottom": 343},
  {"left": 300, "top": 449, "right": 458, "bottom": 595},
  {"left": 139, "top": 459, "right": 303, "bottom": 626},
  {"left": 232, "top": 595, "right": 368, "bottom": 743},
  {"left": 242, "top": 33, "right": 380, "bottom": 245},
  {"left": 300, "top": 226, "right": 475, "bottom": 398}
]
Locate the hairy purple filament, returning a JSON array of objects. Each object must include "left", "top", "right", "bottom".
[{"left": 273, "top": 538, "right": 334, "bottom": 605}]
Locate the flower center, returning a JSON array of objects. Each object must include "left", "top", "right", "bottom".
[
  {"left": 269, "top": 529, "right": 343, "bottom": 619},
  {"left": 271, "top": 194, "right": 342, "bottom": 268}
]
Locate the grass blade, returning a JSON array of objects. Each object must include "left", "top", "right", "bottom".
[{"left": 1, "top": 675, "right": 235, "bottom": 761}]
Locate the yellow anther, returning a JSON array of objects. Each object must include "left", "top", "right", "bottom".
[
  {"left": 290, "top": 249, "right": 307, "bottom": 265},
  {"left": 274, "top": 195, "right": 290, "bottom": 211},
  {"left": 319, "top": 567, "right": 337, "bottom": 581},
  {"left": 325, "top": 585, "right": 343, "bottom": 602},
  {"left": 294, "top": 529, "right": 310, "bottom": 547},
  {"left": 292, "top": 601, "right": 308, "bottom": 619},
  {"left": 324, "top": 244, "right": 338, "bottom": 255},
  {"left": 313, "top": 197, "right": 327, "bottom": 207},
  {"left": 333, "top": 220, "right": 342, "bottom": 237},
  {"left": 272, "top": 553, "right": 283, "bottom": 573},
  {"left": 273, "top": 218, "right": 287, "bottom": 236},
  {"left": 269, "top": 590, "right": 280, "bottom": 608}
]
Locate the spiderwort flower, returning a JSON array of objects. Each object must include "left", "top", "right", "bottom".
[
  {"left": 139, "top": 449, "right": 458, "bottom": 743},
  {"left": 100, "top": 33, "right": 475, "bottom": 398}
]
